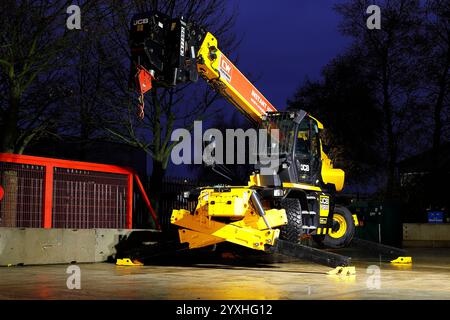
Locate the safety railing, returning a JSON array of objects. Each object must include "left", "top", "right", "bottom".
[{"left": 0, "top": 153, "right": 159, "bottom": 230}]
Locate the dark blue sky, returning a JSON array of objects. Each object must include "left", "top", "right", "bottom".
[{"left": 227, "top": 0, "right": 350, "bottom": 110}]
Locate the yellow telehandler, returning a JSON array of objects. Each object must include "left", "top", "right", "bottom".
[{"left": 127, "top": 11, "right": 406, "bottom": 270}]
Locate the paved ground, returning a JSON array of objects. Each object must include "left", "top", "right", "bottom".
[{"left": 0, "top": 247, "right": 449, "bottom": 299}]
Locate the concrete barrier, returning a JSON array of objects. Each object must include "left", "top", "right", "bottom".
[
  {"left": 403, "top": 223, "right": 450, "bottom": 248},
  {"left": 0, "top": 228, "right": 159, "bottom": 266}
]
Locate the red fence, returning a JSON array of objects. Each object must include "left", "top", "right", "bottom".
[{"left": 0, "top": 153, "right": 159, "bottom": 229}]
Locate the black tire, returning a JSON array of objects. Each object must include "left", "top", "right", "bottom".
[
  {"left": 280, "top": 198, "right": 302, "bottom": 243},
  {"left": 323, "top": 205, "right": 355, "bottom": 249}
]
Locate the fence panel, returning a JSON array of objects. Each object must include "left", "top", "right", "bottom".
[
  {"left": 0, "top": 153, "right": 192, "bottom": 231},
  {"left": 149, "top": 177, "right": 206, "bottom": 231},
  {"left": 0, "top": 162, "right": 44, "bottom": 228},
  {"left": 52, "top": 168, "right": 128, "bottom": 229},
  {"left": 0, "top": 153, "right": 136, "bottom": 229}
]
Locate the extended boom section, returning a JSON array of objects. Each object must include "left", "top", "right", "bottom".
[
  {"left": 196, "top": 32, "right": 277, "bottom": 123},
  {"left": 129, "top": 12, "right": 276, "bottom": 123}
]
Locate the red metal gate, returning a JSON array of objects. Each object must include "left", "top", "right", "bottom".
[{"left": 0, "top": 153, "right": 159, "bottom": 229}]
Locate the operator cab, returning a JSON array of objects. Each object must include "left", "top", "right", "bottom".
[{"left": 255, "top": 110, "right": 323, "bottom": 187}]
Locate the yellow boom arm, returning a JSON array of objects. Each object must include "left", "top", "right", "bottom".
[{"left": 196, "top": 33, "right": 277, "bottom": 123}]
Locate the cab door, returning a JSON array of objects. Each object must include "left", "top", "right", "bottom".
[{"left": 294, "top": 119, "right": 321, "bottom": 185}]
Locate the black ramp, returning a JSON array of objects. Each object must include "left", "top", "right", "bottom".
[
  {"left": 351, "top": 238, "right": 407, "bottom": 256},
  {"left": 268, "top": 239, "right": 351, "bottom": 268}
]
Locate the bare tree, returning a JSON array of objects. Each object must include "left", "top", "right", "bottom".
[
  {"left": 422, "top": 0, "right": 450, "bottom": 170},
  {"left": 335, "top": 0, "right": 424, "bottom": 196},
  {"left": 59, "top": 2, "right": 123, "bottom": 158},
  {"left": 0, "top": 0, "right": 90, "bottom": 154},
  {"left": 288, "top": 51, "right": 383, "bottom": 190}
]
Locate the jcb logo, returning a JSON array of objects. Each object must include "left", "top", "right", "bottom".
[
  {"left": 300, "top": 164, "right": 309, "bottom": 172},
  {"left": 134, "top": 18, "right": 148, "bottom": 26},
  {"left": 320, "top": 196, "right": 329, "bottom": 213}
]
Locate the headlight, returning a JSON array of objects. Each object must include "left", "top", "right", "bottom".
[{"left": 183, "top": 191, "right": 190, "bottom": 199}]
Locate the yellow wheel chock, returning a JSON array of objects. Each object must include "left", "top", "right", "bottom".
[
  {"left": 116, "top": 258, "right": 144, "bottom": 266},
  {"left": 327, "top": 266, "right": 356, "bottom": 276},
  {"left": 390, "top": 256, "right": 412, "bottom": 264}
]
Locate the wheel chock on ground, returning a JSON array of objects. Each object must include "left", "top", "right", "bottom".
[
  {"left": 390, "top": 256, "right": 412, "bottom": 264},
  {"left": 327, "top": 266, "right": 356, "bottom": 276},
  {"left": 116, "top": 258, "right": 144, "bottom": 266}
]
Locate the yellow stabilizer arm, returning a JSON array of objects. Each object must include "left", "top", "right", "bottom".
[{"left": 171, "top": 208, "right": 287, "bottom": 251}]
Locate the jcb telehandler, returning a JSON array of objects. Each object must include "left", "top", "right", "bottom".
[{"left": 128, "top": 12, "right": 406, "bottom": 270}]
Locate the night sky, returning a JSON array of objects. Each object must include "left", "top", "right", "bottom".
[
  {"left": 227, "top": 0, "right": 350, "bottom": 110},
  {"left": 166, "top": 0, "right": 351, "bottom": 176}
]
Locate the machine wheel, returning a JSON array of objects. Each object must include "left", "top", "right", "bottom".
[
  {"left": 280, "top": 198, "right": 302, "bottom": 243},
  {"left": 323, "top": 205, "right": 355, "bottom": 248}
]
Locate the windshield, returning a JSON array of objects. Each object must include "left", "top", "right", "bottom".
[{"left": 259, "top": 113, "right": 296, "bottom": 156}]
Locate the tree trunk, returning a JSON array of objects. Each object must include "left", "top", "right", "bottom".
[
  {"left": 148, "top": 159, "right": 166, "bottom": 226},
  {"left": 431, "top": 53, "right": 449, "bottom": 172},
  {"left": 0, "top": 171, "right": 18, "bottom": 227},
  {"left": 1, "top": 92, "right": 20, "bottom": 154},
  {"left": 382, "top": 71, "right": 396, "bottom": 198},
  {"left": 385, "top": 109, "right": 397, "bottom": 197},
  {"left": 150, "top": 159, "right": 165, "bottom": 194},
  {"left": 432, "top": 101, "right": 442, "bottom": 171}
]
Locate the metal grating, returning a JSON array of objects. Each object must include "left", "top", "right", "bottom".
[
  {"left": 150, "top": 177, "right": 200, "bottom": 231},
  {"left": 0, "top": 162, "right": 44, "bottom": 228},
  {"left": 52, "top": 168, "right": 128, "bottom": 228}
]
